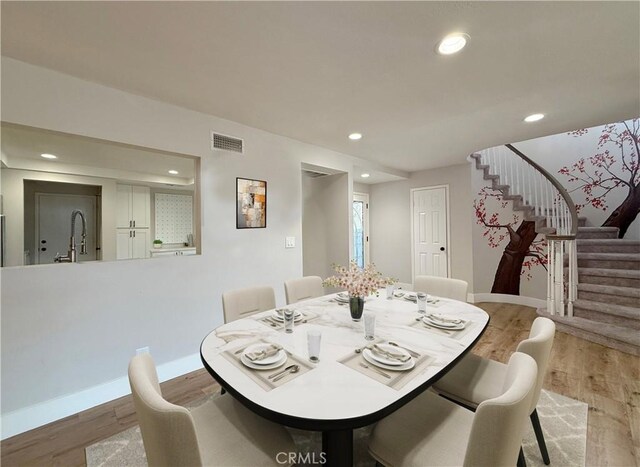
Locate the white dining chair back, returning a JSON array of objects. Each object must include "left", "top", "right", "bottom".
[
  {"left": 463, "top": 352, "right": 538, "bottom": 467},
  {"left": 129, "top": 353, "right": 296, "bottom": 467},
  {"left": 367, "top": 352, "right": 537, "bottom": 467},
  {"left": 284, "top": 276, "right": 324, "bottom": 304},
  {"left": 414, "top": 275, "right": 468, "bottom": 301},
  {"left": 515, "top": 317, "right": 556, "bottom": 413},
  {"left": 222, "top": 286, "right": 276, "bottom": 323},
  {"left": 129, "top": 353, "right": 202, "bottom": 467}
]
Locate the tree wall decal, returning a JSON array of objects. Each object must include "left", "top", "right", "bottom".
[
  {"left": 559, "top": 119, "right": 639, "bottom": 238},
  {"left": 474, "top": 187, "right": 547, "bottom": 295}
]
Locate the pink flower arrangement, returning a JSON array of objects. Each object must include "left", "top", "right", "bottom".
[{"left": 323, "top": 261, "right": 394, "bottom": 298}]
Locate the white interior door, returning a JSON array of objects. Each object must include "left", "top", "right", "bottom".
[
  {"left": 353, "top": 193, "right": 369, "bottom": 268},
  {"left": 36, "top": 194, "right": 97, "bottom": 264},
  {"left": 412, "top": 186, "right": 449, "bottom": 280}
]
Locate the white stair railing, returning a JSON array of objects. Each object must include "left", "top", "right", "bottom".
[{"left": 475, "top": 144, "right": 578, "bottom": 316}]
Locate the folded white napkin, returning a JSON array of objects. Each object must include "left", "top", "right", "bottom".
[
  {"left": 245, "top": 344, "right": 282, "bottom": 362},
  {"left": 427, "top": 313, "right": 462, "bottom": 324},
  {"left": 372, "top": 344, "right": 411, "bottom": 362}
]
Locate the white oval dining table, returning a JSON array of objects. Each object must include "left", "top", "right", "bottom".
[{"left": 200, "top": 292, "right": 489, "bottom": 467}]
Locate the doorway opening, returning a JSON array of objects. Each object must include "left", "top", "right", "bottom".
[
  {"left": 25, "top": 180, "right": 101, "bottom": 265},
  {"left": 353, "top": 192, "right": 369, "bottom": 268}
]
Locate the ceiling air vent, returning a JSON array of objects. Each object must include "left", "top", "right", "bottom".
[{"left": 211, "top": 131, "right": 243, "bottom": 154}]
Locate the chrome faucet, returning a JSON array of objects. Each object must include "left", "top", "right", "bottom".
[{"left": 54, "top": 210, "right": 88, "bottom": 263}]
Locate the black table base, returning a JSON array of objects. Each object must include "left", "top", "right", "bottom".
[{"left": 322, "top": 429, "right": 353, "bottom": 467}]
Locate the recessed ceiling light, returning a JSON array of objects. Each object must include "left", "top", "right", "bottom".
[
  {"left": 361, "top": 173, "right": 370, "bottom": 178},
  {"left": 348, "top": 133, "right": 362, "bottom": 141},
  {"left": 40, "top": 153, "right": 57, "bottom": 159},
  {"left": 524, "top": 113, "right": 545, "bottom": 123},
  {"left": 168, "top": 170, "right": 179, "bottom": 175},
  {"left": 436, "top": 33, "right": 469, "bottom": 55}
]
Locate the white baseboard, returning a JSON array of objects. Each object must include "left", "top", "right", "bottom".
[
  {"left": 1, "top": 352, "right": 202, "bottom": 440},
  {"left": 469, "top": 293, "right": 545, "bottom": 309}
]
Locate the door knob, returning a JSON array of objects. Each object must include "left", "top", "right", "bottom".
[{"left": 440, "top": 247, "right": 445, "bottom": 251}]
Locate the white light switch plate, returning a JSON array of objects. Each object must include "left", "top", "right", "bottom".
[{"left": 285, "top": 236, "right": 296, "bottom": 248}]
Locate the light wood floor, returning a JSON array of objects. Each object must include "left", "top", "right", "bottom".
[{"left": 2, "top": 303, "right": 638, "bottom": 466}]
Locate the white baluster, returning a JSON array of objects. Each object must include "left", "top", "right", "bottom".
[
  {"left": 548, "top": 240, "right": 555, "bottom": 315},
  {"left": 556, "top": 240, "right": 565, "bottom": 316}
]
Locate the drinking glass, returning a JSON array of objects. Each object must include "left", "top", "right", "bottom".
[
  {"left": 417, "top": 292, "right": 427, "bottom": 313},
  {"left": 386, "top": 284, "right": 395, "bottom": 299},
  {"left": 364, "top": 313, "right": 376, "bottom": 341},
  {"left": 283, "top": 309, "right": 294, "bottom": 334},
  {"left": 307, "top": 329, "right": 322, "bottom": 362}
]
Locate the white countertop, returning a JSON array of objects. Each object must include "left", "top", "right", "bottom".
[
  {"left": 149, "top": 246, "right": 195, "bottom": 253},
  {"left": 200, "top": 292, "right": 489, "bottom": 425}
]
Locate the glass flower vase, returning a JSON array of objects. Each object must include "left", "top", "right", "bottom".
[{"left": 349, "top": 296, "right": 365, "bottom": 321}]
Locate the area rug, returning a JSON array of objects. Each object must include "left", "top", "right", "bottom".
[{"left": 86, "top": 389, "right": 587, "bottom": 467}]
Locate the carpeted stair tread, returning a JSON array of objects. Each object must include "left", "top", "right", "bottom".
[
  {"left": 577, "top": 239, "right": 640, "bottom": 253},
  {"left": 577, "top": 252, "right": 640, "bottom": 260},
  {"left": 577, "top": 283, "right": 640, "bottom": 298},
  {"left": 572, "top": 298, "right": 640, "bottom": 319},
  {"left": 536, "top": 310, "right": 640, "bottom": 355},
  {"left": 578, "top": 268, "right": 640, "bottom": 278},
  {"left": 578, "top": 227, "right": 619, "bottom": 233},
  {"left": 578, "top": 268, "right": 640, "bottom": 288},
  {"left": 576, "top": 227, "right": 619, "bottom": 239}
]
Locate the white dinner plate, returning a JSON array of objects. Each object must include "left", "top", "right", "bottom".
[
  {"left": 363, "top": 349, "right": 415, "bottom": 371},
  {"left": 366, "top": 344, "right": 410, "bottom": 366},
  {"left": 242, "top": 343, "right": 285, "bottom": 365},
  {"left": 271, "top": 310, "right": 303, "bottom": 322},
  {"left": 422, "top": 316, "right": 467, "bottom": 330},
  {"left": 240, "top": 351, "right": 287, "bottom": 370}
]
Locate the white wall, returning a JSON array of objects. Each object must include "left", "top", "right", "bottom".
[
  {"left": 516, "top": 120, "right": 640, "bottom": 240},
  {"left": 0, "top": 58, "right": 371, "bottom": 436},
  {"left": 368, "top": 164, "right": 474, "bottom": 289},
  {"left": 302, "top": 173, "right": 351, "bottom": 279}
]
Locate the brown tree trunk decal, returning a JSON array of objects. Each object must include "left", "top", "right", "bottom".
[
  {"left": 491, "top": 221, "right": 538, "bottom": 294},
  {"left": 602, "top": 186, "right": 640, "bottom": 238},
  {"left": 560, "top": 119, "right": 639, "bottom": 238},
  {"left": 474, "top": 188, "right": 547, "bottom": 296}
]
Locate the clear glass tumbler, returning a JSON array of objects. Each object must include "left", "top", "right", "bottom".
[
  {"left": 283, "top": 309, "right": 294, "bottom": 333},
  {"left": 307, "top": 329, "right": 322, "bottom": 362},
  {"left": 417, "top": 292, "right": 427, "bottom": 314},
  {"left": 364, "top": 313, "right": 376, "bottom": 341}
]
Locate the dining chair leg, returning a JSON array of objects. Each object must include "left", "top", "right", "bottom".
[
  {"left": 517, "top": 447, "right": 527, "bottom": 467},
  {"left": 530, "top": 409, "right": 550, "bottom": 465}
]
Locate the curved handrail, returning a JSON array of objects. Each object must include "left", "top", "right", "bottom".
[{"left": 505, "top": 143, "right": 578, "bottom": 237}]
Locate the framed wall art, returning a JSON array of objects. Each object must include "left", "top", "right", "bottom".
[{"left": 236, "top": 177, "right": 267, "bottom": 229}]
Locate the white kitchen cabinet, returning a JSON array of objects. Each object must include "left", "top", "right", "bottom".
[
  {"left": 116, "top": 184, "right": 150, "bottom": 229},
  {"left": 117, "top": 229, "right": 150, "bottom": 260}
]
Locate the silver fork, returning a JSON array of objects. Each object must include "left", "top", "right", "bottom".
[{"left": 359, "top": 362, "right": 391, "bottom": 379}]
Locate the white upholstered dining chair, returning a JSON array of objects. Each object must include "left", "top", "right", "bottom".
[
  {"left": 433, "top": 317, "right": 556, "bottom": 465},
  {"left": 414, "top": 275, "right": 468, "bottom": 302},
  {"left": 368, "top": 352, "right": 538, "bottom": 467},
  {"left": 128, "top": 353, "right": 295, "bottom": 467},
  {"left": 284, "top": 276, "right": 324, "bottom": 304},
  {"left": 222, "top": 285, "right": 276, "bottom": 323}
]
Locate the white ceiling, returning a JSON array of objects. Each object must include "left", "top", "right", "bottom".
[
  {"left": 1, "top": 124, "right": 196, "bottom": 186},
  {"left": 1, "top": 2, "right": 638, "bottom": 173}
]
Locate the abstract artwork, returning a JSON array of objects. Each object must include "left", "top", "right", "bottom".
[{"left": 236, "top": 177, "right": 267, "bottom": 228}]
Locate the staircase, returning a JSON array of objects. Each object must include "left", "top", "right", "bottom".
[
  {"left": 544, "top": 226, "right": 640, "bottom": 355},
  {"left": 471, "top": 145, "right": 640, "bottom": 356}
]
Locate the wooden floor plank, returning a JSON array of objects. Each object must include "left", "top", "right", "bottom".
[{"left": 1, "top": 302, "right": 638, "bottom": 466}]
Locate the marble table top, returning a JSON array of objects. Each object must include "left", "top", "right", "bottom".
[{"left": 200, "top": 291, "right": 489, "bottom": 429}]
